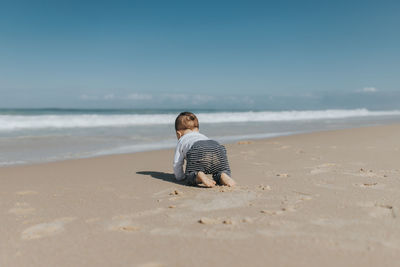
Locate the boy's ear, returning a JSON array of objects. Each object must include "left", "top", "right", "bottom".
[{"left": 176, "top": 131, "right": 182, "bottom": 139}]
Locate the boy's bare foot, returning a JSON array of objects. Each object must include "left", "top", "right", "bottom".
[
  {"left": 196, "top": 171, "right": 216, "bottom": 188},
  {"left": 220, "top": 173, "right": 236, "bottom": 187}
]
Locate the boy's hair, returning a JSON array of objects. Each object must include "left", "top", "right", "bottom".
[{"left": 175, "top": 112, "right": 199, "bottom": 131}]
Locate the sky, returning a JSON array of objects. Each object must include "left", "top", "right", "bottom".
[{"left": 0, "top": 0, "right": 399, "bottom": 109}]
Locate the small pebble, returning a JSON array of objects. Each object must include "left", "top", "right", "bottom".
[
  {"left": 198, "top": 217, "right": 216, "bottom": 224},
  {"left": 260, "top": 210, "right": 283, "bottom": 215},
  {"left": 169, "top": 190, "right": 182, "bottom": 196},
  {"left": 276, "top": 173, "right": 290, "bottom": 177},
  {"left": 259, "top": 185, "right": 271, "bottom": 190},
  {"left": 242, "top": 217, "right": 253, "bottom": 223}
]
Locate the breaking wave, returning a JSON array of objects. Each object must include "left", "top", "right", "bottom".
[{"left": 1, "top": 109, "right": 400, "bottom": 131}]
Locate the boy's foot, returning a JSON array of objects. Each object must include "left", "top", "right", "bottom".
[
  {"left": 196, "top": 171, "right": 216, "bottom": 188},
  {"left": 220, "top": 173, "right": 236, "bottom": 187}
]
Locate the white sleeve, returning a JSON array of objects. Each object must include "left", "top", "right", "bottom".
[{"left": 173, "top": 144, "right": 185, "bottom": 180}]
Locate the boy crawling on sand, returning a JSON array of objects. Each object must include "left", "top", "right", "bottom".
[{"left": 173, "top": 112, "right": 236, "bottom": 187}]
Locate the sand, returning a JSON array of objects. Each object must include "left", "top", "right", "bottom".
[{"left": 1, "top": 124, "right": 400, "bottom": 267}]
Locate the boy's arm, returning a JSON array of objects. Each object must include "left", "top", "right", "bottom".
[{"left": 173, "top": 145, "right": 185, "bottom": 180}]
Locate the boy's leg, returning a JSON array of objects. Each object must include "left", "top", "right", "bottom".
[
  {"left": 213, "top": 171, "right": 236, "bottom": 187},
  {"left": 186, "top": 172, "right": 198, "bottom": 186},
  {"left": 186, "top": 171, "right": 216, "bottom": 187},
  {"left": 211, "top": 144, "right": 235, "bottom": 186},
  {"left": 185, "top": 141, "right": 214, "bottom": 187},
  {"left": 219, "top": 172, "right": 236, "bottom": 187},
  {"left": 196, "top": 171, "right": 216, "bottom": 187}
]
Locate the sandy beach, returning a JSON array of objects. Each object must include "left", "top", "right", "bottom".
[{"left": 1, "top": 124, "right": 400, "bottom": 267}]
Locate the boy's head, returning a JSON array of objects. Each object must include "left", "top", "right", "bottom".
[{"left": 175, "top": 112, "right": 199, "bottom": 139}]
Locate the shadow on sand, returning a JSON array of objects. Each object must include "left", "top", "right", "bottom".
[{"left": 136, "top": 171, "right": 187, "bottom": 185}]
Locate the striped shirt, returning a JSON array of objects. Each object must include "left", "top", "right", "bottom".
[{"left": 173, "top": 131, "right": 209, "bottom": 180}]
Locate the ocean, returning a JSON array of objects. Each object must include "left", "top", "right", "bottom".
[{"left": 1, "top": 108, "right": 400, "bottom": 166}]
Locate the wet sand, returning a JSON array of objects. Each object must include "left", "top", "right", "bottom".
[{"left": 1, "top": 124, "right": 400, "bottom": 266}]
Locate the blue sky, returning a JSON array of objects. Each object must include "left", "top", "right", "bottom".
[{"left": 0, "top": 0, "right": 399, "bottom": 109}]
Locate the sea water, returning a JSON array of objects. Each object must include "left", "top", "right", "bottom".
[{"left": 1, "top": 108, "right": 400, "bottom": 166}]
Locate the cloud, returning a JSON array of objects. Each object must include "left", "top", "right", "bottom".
[
  {"left": 80, "top": 93, "right": 116, "bottom": 101},
  {"left": 79, "top": 94, "right": 99, "bottom": 100},
  {"left": 357, "top": 87, "right": 378, "bottom": 93},
  {"left": 161, "top": 93, "right": 188, "bottom": 101},
  {"left": 126, "top": 93, "right": 153, "bottom": 100},
  {"left": 191, "top": 94, "right": 216, "bottom": 103},
  {"left": 77, "top": 92, "right": 262, "bottom": 109},
  {"left": 103, "top": 94, "right": 115, "bottom": 100}
]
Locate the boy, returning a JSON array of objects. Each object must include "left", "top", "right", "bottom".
[{"left": 173, "top": 112, "right": 236, "bottom": 187}]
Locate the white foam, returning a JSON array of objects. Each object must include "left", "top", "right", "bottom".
[
  {"left": 0, "top": 160, "right": 27, "bottom": 166},
  {"left": 199, "top": 109, "right": 400, "bottom": 123},
  {"left": 1, "top": 109, "right": 400, "bottom": 132}
]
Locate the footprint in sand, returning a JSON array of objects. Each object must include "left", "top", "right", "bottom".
[
  {"left": 9, "top": 202, "right": 35, "bottom": 216},
  {"left": 21, "top": 217, "right": 76, "bottom": 240}
]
